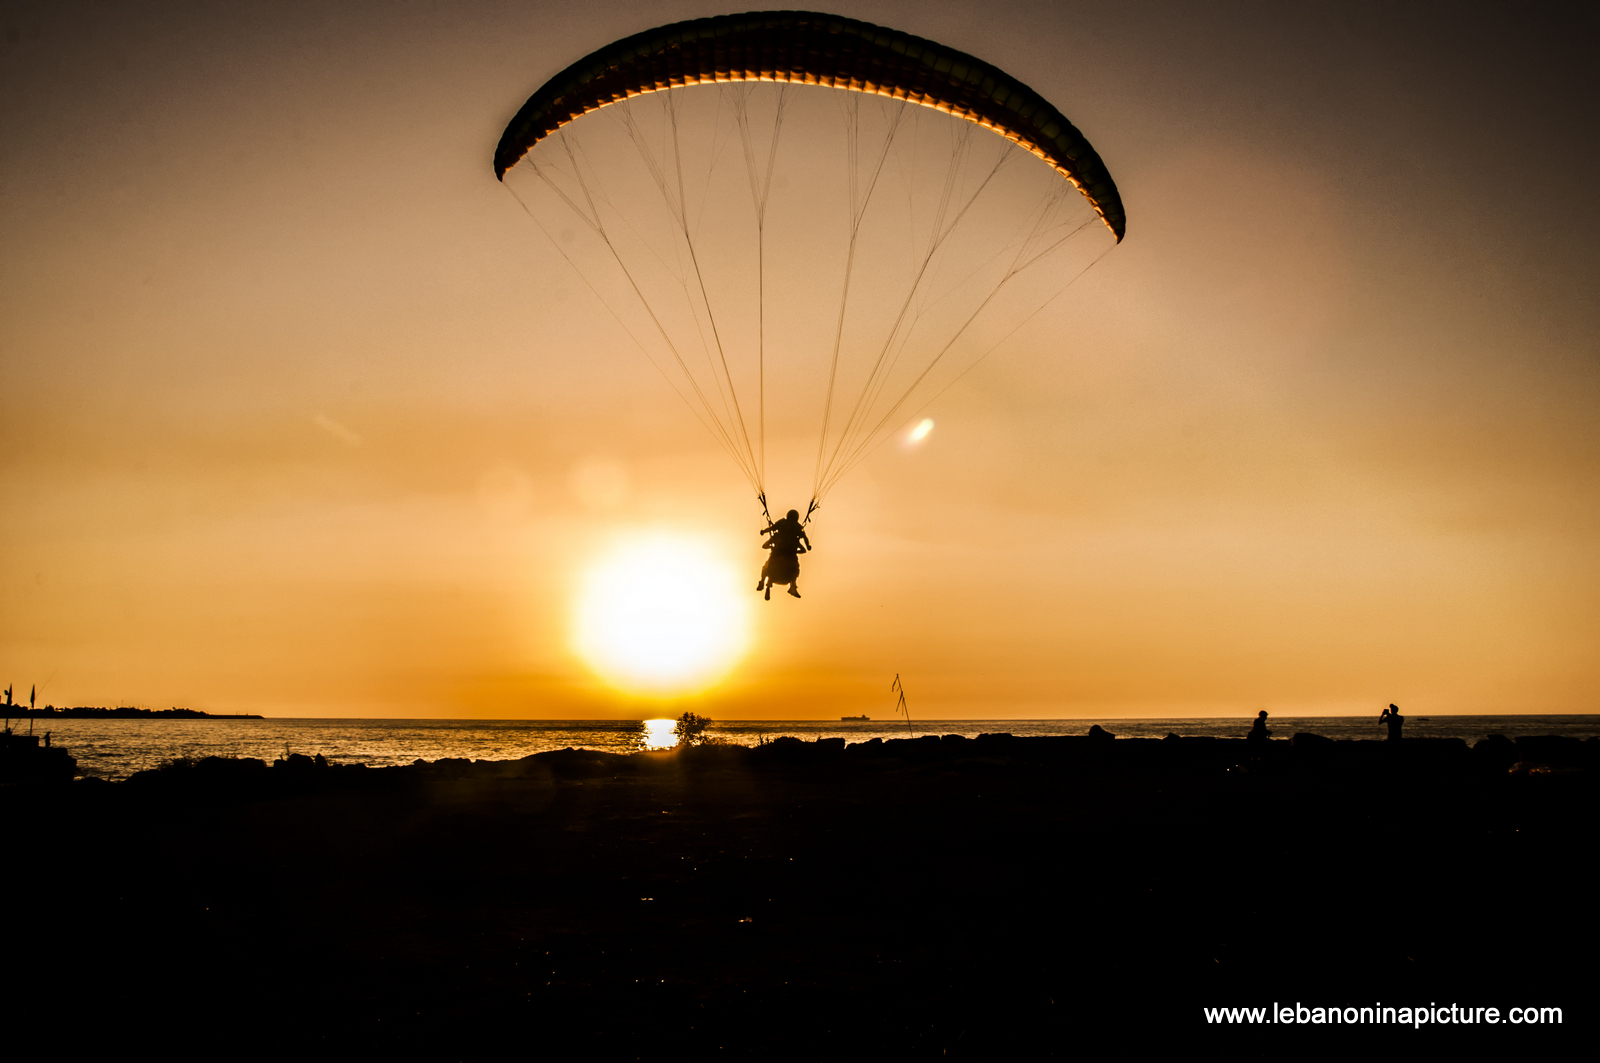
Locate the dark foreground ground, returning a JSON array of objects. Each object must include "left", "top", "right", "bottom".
[{"left": 10, "top": 733, "right": 1595, "bottom": 1057}]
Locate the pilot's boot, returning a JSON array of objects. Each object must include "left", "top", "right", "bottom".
[
  {"left": 788, "top": 584, "right": 801, "bottom": 598},
  {"left": 764, "top": 586, "right": 771, "bottom": 601}
]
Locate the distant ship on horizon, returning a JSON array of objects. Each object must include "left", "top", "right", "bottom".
[{"left": 841, "top": 715, "right": 870, "bottom": 721}]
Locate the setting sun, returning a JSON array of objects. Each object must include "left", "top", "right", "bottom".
[{"left": 573, "top": 534, "right": 751, "bottom": 697}]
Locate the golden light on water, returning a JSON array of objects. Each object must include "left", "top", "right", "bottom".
[
  {"left": 641, "top": 718, "right": 679, "bottom": 750},
  {"left": 573, "top": 533, "right": 751, "bottom": 697}
]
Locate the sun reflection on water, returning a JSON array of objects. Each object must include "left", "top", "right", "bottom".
[{"left": 641, "top": 719, "right": 678, "bottom": 751}]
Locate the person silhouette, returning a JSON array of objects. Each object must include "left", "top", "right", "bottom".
[
  {"left": 1247, "top": 710, "right": 1270, "bottom": 743},
  {"left": 757, "top": 509, "right": 811, "bottom": 600},
  {"left": 1379, "top": 703, "right": 1404, "bottom": 742}
]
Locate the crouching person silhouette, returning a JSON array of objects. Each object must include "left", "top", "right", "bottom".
[{"left": 757, "top": 509, "right": 811, "bottom": 600}]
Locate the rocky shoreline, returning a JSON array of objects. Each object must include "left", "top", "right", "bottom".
[
  {"left": 89, "top": 728, "right": 1599, "bottom": 799},
  {"left": 11, "top": 731, "right": 1592, "bottom": 1054}
]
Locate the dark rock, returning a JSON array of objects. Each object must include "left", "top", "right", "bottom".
[
  {"left": 0, "top": 730, "right": 78, "bottom": 784},
  {"left": 1513, "top": 735, "right": 1589, "bottom": 768},
  {"left": 532, "top": 748, "right": 628, "bottom": 778},
  {"left": 678, "top": 743, "right": 748, "bottom": 768},
  {"left": 197, "top": 756, "right": 268, "bottom": 775},
  {"left": 752, "top": 735, "right": 816, "bottom": 765},
  {"left": 1379, "top": 737, "right": 1471, "bottom": 773},
  {"left": 869, "top": 735, "right": 945, "bottom": 762},
  {"left": 1087, "top": 725, "right": 1115, "bottom": 742},
  {"left": 1472, "top": 734, "right": 1518, "bottom": 771}
]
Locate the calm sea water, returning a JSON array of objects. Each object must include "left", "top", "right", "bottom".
[{"left": 20, "top": 715, "right": 1599, "bottom": 781}]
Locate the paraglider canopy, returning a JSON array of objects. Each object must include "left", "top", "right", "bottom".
[
  {"left": 495, "top": 10, "right": 1125, "bottom": 241},
  {"left": 493, "top": 11, "right": 1125, "bottom": 520}
]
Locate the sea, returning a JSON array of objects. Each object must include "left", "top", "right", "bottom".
[{"left": 18, "top": 714, "right": 1600, "bottom": 782}]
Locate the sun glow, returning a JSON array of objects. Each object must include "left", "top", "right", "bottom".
[
  {"left": 574, "top": 533, "right": 751, "bottom": 696},
  {"left": 906, "top": 418, "right": 935, "bottom": 446}
]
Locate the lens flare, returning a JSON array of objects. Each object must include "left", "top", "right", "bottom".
[{"left": 574, "top": 533, "right": 750, "bottom": 696}]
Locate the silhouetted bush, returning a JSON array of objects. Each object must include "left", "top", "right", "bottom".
[{"left": 673, "top": 712, "right": 713, "bottom": 746}]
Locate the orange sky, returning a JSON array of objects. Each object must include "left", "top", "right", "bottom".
[{"left": 3, "top": 0, "right": 1598, "bottom": 719}]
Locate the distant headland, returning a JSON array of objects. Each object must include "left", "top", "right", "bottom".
[{"left": 3, "top": 705, "right": 263, "bottom": 720}]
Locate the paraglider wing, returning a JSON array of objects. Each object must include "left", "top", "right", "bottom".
[{"left": 493, "top": 10, "right": 1125, "bottom": 241}]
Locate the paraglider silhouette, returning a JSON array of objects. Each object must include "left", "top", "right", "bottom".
[
  {"left": 494, "top": 11, "right": 1125, "bottom": 587},
  {"left": 757, "top": 508, "right": 811, "bottom": 600}
]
